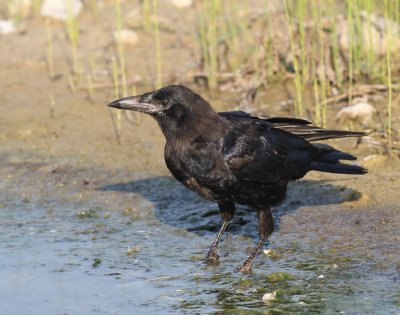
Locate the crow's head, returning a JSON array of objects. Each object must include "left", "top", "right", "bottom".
[{"left": 107, "top": 85, "right": 217, "bottom": 138}]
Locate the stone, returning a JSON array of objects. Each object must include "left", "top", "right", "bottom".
[
  {"left": 336, "top": 101, "right": 377, "bottom": 126},
  {"left": 113, "top": 29, "right": 139, "bottom": 46},
  {"left": 40, "top": 0, "right": 83, "bottom": 21},
  {"left": 0, "top": 20, "right": 16, "bottom": 35},
  {"left": 262, "top": 291, "right": 277, "bottom": 302},
  {"left": 171, "top": 0, "right": 193, "bottom": 9}
]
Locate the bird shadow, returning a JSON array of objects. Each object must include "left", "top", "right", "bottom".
[{"left": 99, "top": 176, "right": 361, "bottom": 238}]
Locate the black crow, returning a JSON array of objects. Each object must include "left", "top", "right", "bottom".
[{"left": 108, "top": 85, "right": 366, "bottom": 272}]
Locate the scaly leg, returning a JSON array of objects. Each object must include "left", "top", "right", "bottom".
[
  {"left": 238, "top": 207, "right": 274, "bottom": 273},
  {"left": 205, "top": 201, "right": 236, "bottom": 264}
]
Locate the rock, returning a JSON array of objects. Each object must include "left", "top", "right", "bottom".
[
  {"left": 262, "top": 291, "right": 277, "bottom": 302},
  {"left": 336, "top": 101, "right": 377, "bottom": 126},
  {"left": 40, "top": 0, "right": 83, "bottom": 21},
  {"left": 263, "top": 249, "right": 272, "bottom": 256},
  {"left": 0, "top": 20, "right": 16, "bottom": 35},
  {"left": 171, "top": 0, "right": 193, "bottom": 9},
  {"left": 113, "top": 29, "right": 139, "bottom": 46}
]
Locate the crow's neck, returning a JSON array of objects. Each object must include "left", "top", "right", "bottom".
[{"left": 158, "top": 108, "right": 227, "bottom": 143}]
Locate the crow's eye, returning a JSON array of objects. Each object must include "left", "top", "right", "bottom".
[{"left": 162, "top": 99, "right": 169, "bottom": 106}]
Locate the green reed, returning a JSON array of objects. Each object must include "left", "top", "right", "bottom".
[
  {"left": 284, "top": 0, "right": 303, "bottom": 117},
  {"left": 152, "top": 0, "right": 162, "bottom": 89},
  {"left": 66, "top": 2, "right": 80, "bottom": 77},
  {"left": 110, "top": 56, "right": 122, "bottom": 144},
  {"left": 141, "top": 0, "right": 152, "bottom": 31},
  {"left": 296, "top": 0, "right": 307, "bottom": 83},
  {"left": 196, "top": 0, "right": 221, "bottom": 89},
  {"left": 384, "top": 0, "right": 393, "bottom": 151},
  {"left": 114, "top": 0, "right": 128, "bottom": 97}
]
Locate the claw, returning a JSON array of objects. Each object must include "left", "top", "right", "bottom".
[{"left": 205, "top": 248, "right": 220, "bottom": 265}]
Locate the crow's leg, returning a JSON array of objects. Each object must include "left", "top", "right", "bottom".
[
  {"left": 238, "top": 207, "right": 274, "bottom": 273},
  {"left": 205, "top": 201, "right": 236, "bottom": 264}
]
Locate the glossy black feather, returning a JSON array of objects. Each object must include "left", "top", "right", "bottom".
[
  {"left": 219, "top": 111, "right": 365, "bottom": 142},
  {"left": 113, "top": 85, "right": 367, "bottom": 208}
]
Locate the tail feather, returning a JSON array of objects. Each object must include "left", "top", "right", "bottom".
[
  {"left": 311, "top": 161, "right": 367, "bottom": 175},
  {"left": 269, "top": 117, "right": 366, "bottom": 142},
  {"left": 280, "top": 127, "right": 365, "bottom": 142},
  {"left": 311, "top": 147, "right": 367, "bottom": 175},
  {"left": 318, "top": 150, "right": 357, "bottom": 163}
]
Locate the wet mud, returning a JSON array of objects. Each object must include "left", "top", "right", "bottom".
[{"left": 0, "top": 144, "right": 399, "bottom": 314}]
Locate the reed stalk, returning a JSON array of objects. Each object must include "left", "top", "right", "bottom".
[
  {"left": 115, "top": 0, "right": 128, "bottom": 96},
  {"left": 384, "top": 0, "right": 393, "bottom": 152},
  {"left": 347, "top": 0, "right": 353, "bottom": 104},
  {"left": 45, "top": 19, "right": 54, "bottom": 79},
  {"left": 110, "top": 56, "right": 122, "bottom": 144},
  {"left": 284, "top": 0, "right": 303, "bottom": 117},
  {"left": 66, "top": 2, "right": 80, "bottom": 77},
  {"left": 152, "top": 0, "right": 162, "bottom": 89}
]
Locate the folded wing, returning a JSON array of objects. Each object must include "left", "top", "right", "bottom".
[{"left": 220, "top": 111, "right": 366, "bottom": 184}]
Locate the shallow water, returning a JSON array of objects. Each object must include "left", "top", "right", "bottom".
[{"left": 0, "top": 152, "right": 399, "bottom": 315}]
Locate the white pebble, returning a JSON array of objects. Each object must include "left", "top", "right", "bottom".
[
  {"left": 0, "top": 20, "right": 16, "bottom": 35},
  {"left": 317, "top": 274, "right": 325, "bottom": 279},
  {"left": 262, "top": 291, "right": 277, "bottom": 302},
  {"left": 336, "top": 102, "right": 377, "bottom": 126},
  {"left": 41, "top": 0, "right": 83, "bottom": 21},
  {"left": 263, "top": 249, "right": 272, "bottom": 256},
  {"left": 113, "top": 29, "right": 139, "bottom": 47},
  {"left": 171, "top": 0, "right": 193, "bottom": 9}
]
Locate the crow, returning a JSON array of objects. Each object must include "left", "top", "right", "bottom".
[{"left": 108, "top": 85, "right": 366, "bottom": 272}]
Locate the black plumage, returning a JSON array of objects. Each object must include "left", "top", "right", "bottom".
[{"left": 108, "top": 85, "right": 366, "bottom": 272}]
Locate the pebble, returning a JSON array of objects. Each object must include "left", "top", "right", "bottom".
[
  {"left": 0, "top": 20, "right": 16, "bottom": 35},
  {"left": 336, "top": 102, "right": 377, "bottom": 126},
  {"left": 41, "top": 0, "right": 83, "bottom": 21},
  {"left": 263, "top": 249, "right": 272, "bottom": 256},
  {"left": 171, "top": 0, "right": 193, "bottom": 9},
  {"left": 113, "top": 29, "right": 139, "bottom": 46},
  {"left": 262, "top": 291, "right": 277, "bottom": 302}
]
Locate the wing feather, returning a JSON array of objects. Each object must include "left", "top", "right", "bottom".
[
  {"left": 222, "top": 123, "right": 317, "bottom": 184},
  {"left": 219, "top": 111, "right": 365, "bottom": 141}
]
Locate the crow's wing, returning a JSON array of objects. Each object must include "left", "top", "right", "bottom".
[
  {"left": 222, "top": 124, "right": 318, "bottom": 184},
  {"left": 219, "top": 111, "right": 365, "bottom": 141}
]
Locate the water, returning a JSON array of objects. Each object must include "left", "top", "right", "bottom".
[{"left": 0, "top": 154, "right": 399, "bottom": 314}]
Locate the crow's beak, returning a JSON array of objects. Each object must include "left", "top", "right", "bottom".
[{"left": 107, "top": 92, "right": 158, "bottom": 114}]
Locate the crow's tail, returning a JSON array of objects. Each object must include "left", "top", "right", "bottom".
[{"left": 311, "top": 148, "right": 367, "bottom": 175}]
